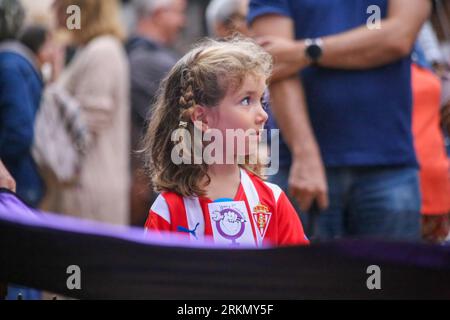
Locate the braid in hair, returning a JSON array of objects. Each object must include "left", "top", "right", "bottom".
[{"left": 178, "top": 67, "right": 196, "bottom": 123}]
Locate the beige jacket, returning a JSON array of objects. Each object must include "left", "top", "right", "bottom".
[{"left": 56, "top": 35, "right": 130, "bottom": 225}]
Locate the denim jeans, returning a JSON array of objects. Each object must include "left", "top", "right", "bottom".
[{"left": 269, "top": 165, "right": 421, "bottom": 242}]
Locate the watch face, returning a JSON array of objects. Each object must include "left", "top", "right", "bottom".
[{"left": 307, "top": 44, "right": 322, "bottom": 61}]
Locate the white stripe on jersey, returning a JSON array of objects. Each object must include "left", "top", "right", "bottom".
[
  {"left": 150, "top": 195, "right": 171, "bottom": 224},
  {"left": 240, "top": 168, "right": 263, "bottom": 246},
  {"left": 264, "top": 181, "right": 282, "bottom": 203},
  {"left": 183, "top": 197, "right": 205, "bottom": 240}
]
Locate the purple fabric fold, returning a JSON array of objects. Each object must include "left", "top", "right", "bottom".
[{"left": 0, "top": 190, "right": 259, "bottom": 249}]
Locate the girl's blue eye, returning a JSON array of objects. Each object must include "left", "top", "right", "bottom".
[
  {"left": 261, "top": 97, "right": 268, "bottom": 110},
  {"left": 241, "top": 97, "right": 251, "bottom": 106}
]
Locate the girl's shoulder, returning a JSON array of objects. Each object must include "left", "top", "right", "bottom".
[
  {"left": 241, "top": 169, "right": 284, "bottom": 205},
  {"left": 149, "top": 191, "right": 186, "bottom": 223}
]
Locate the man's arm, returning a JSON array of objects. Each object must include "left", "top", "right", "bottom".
[
  {"left": 251, "top": 16, "right": 328, "bottom": 212},
  {"left": 320, "top": 0, "right": 431, "bottom": 68},
  {"left": 259, "top": 0, "right": 431, "bottom": 73}
]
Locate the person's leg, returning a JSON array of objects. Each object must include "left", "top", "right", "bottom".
[
  {"left": 270, "top": 166, "right": 351, "bottom": 241},
  {"left": 347, "top": 166, "right": 421, "bottom": 241},
  {"left": 310, "top": 167, "right": 351, "bottom": 241}
]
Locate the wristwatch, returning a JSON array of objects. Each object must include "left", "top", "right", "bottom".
[{"left": 304, "top": 38, "right": 323, "bottom": 65}]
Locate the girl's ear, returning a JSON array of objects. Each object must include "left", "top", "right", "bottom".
[{"left": 191, "top": 105, "right": 209, "bottom": 132}]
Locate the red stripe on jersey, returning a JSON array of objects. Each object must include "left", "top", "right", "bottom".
[
  {"left": 145, "top": 210, "right": 171, "bottom": 231},
  {"left": 276, "top": 191, "right": 309, "bottom": 246},
  {"left": 198, "top": 199, "right": 213, "bottom": 237}
]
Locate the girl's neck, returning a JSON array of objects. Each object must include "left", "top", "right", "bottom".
[{"left": 204, "top": 163, "right": 241, "bottom": 200}]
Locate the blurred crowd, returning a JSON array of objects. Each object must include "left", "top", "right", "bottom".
[
  {"left": 1, "top": 0, "right": 450, "bottom": 300},
  {"left": 0, "top": 0, "right": 449, "bottom": 244}
]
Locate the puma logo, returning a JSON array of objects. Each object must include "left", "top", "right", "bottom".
[{"left": 177, "top": 222, "right": 200, "bottom": 239}]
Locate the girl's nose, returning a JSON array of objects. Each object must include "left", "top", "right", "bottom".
[{"left": 256, "top": 105, "right": 269, "bottom": 125}]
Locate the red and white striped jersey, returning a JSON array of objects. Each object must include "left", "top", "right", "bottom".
[{"left": 144, "top": 169, "right": 309, "bottom": 247}]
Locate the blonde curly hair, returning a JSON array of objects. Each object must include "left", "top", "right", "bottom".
[{"left": 142, "top": 37, "right": 273, "bottom": 197}]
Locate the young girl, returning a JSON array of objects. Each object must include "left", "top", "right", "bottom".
[{"left": 143, "top": 38, "right": 308, "bottom": 247}]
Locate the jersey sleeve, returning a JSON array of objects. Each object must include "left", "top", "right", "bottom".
[
  {"left": 144, "top": 194, "right": 171, "bottom": 232},
  {"left": 276, "top": 191, "right": 309, "bottom": 246}
]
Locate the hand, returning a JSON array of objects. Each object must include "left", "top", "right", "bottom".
[
  {"left": 256, "top": 36, "right": 308, "bottom": 69},
  {"left": 271, "top": 62, "right": 303, "bottom": 82},
  {"left": 0, "top": 160, "right": 16, "bottom": 192},
  {"left": 442, "top": 101, "right": 450, "bottom": 136},
  {"left": 288, "top": 151, "right": 329, "bottom": 213}
]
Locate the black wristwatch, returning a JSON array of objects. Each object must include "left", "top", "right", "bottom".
[{"left": 304, "top": 38, "right": 323, "bottom": 65}]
